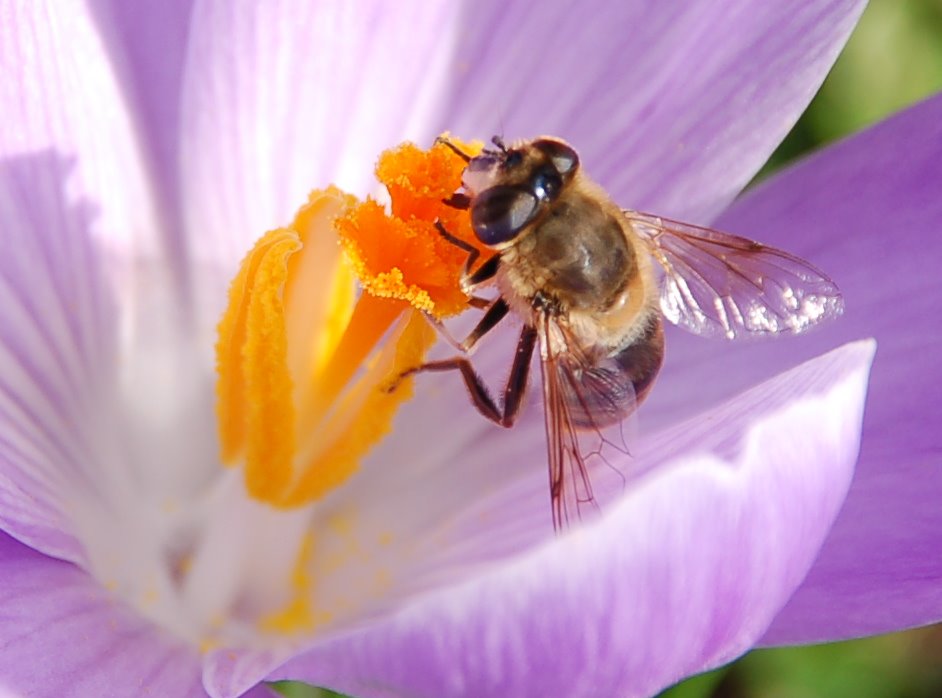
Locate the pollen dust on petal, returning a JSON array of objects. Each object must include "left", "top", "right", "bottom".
[{"left": 259, "top": 531, "right": 332, "bottom": 634}]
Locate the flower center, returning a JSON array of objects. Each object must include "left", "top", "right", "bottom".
[{"left": 212, "top": 136, "right": 483, "bottom": 634}]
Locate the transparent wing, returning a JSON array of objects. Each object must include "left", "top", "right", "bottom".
[
  {"left": 538, "top": 314, "right": 637, "bottom": 531},
  {"left": 626, "top": 211, "right": 844, "bottom": 339}
]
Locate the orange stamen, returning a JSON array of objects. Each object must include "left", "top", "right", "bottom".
[
  {"left": 216, "top": 137, "right": 480, "bottom": 506},
  {"left": 336, "top": 137, "right": 484, "bottom": 318},
  {"left": 215, "top": 135, "right": 485, "bottom": 638}
]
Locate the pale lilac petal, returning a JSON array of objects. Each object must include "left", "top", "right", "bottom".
[
  {"left": 0, "top": 531, "right": 207, "bottom": 697},
  {"left": 86, "top": 0, "right": 196, "bottom": 270},
  {"left": 0, "top": 0, "right": 162, "bottom": 261},
  {"left": 205, "top": 649, "right": 291, "bottom": 698},
  {"left": 673, "top": 92, "right": 942, "bottom": 644},
  {"left": 0, "top": 157, "right": 118, "bottom": 564},
  {"left": 266, "top": 342, "right": 874, "bottom": 698},
  {"left": 179, "top": 0, "right": 464, "bottom": 271},
  {"left": 0, "top": 3, "right": 187, "bottom": 560},
  {"left": 0, "top": 2, "right": 240, "bottom": 567},
  {"left": 438, "top": 0, "right": 866, "bottom": 222}
]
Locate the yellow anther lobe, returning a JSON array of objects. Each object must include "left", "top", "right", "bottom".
[
  {"left": 216, "top": 227, "right": 301, "bottom": 490},
  {"left": 286, "top": 308, "right": 435, "bottom": 506}
]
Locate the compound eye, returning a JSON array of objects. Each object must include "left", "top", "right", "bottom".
[
  {"left": 471, "top": 186, "right": 538, "bottom": 246},
  {"left": 534, "top": 139, "right": 579, "bottom": 176}
]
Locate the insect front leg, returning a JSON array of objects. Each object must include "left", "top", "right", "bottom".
[
  {"left": 435, "top": 135, "right": 473, "bottom": 162},
  {"left": 433, "top": 220, "right": 500, "bottom": 295},
  {"left": 416, "top": 218, "right": 502, "bottom": 351}
]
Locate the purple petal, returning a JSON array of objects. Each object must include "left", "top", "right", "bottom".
[
  {"left": 178, "top": 1, "right": 464, "bottom": 272},
  {"left": 640, "top": 93, "right": 942, "bottom": 643},
  {"left": 267, "top": 342, "right": 874, "bottom": 698},
  {"left": 437, "top": 0, "right": 865, "bottom": 222},
  {"left": 0, "top": 531, "right": 208, "bottom": 697},
  {"left": 672, "top": 92, "right": 942, "bottom": 644}
]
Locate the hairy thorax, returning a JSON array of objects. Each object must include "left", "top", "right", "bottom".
[{"left": 498, "top": 187, "right": 658, "bottom": 352}]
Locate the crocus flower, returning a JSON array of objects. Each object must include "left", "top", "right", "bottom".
[{"left": 1, "top": 2, "right": 940, "bottom": 697}]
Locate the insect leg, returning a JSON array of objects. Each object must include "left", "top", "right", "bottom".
[
  {"left": 420, "top": 297, "right": 507, "bottom": 354},
  {"left": 433, "top": 220, "right": 501, "bottom": 293},
  {"left": 459, "top": 298, "right": 509, "bottom": 353},
  {"left": 392, "top": 357, "right": 502, "bottom": 423},
  {"left": 442, "top": 192, "right": 471, "bottom": 210},
  {"left": 389, "top": 324, "right": 537, "bottom": 429},
  {"left": 434, "top": 135, "right": 472, "bottom": 162},
  {"left": 464, "top": 254, "right": 500, "bottom": 288},
  {"left": 498, "top": 323, "right": 537, "bottom": 427},
  {"left": 467, "top": 296, "right": 492, "bottom": 309},
  {"left": 434, "top": 220, "right": 478, "bottom": 279},
  {"left": 389, "top": 296, "right": 511, "bottom": 392}
]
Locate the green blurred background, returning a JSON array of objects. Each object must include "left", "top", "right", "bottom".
[{"left": 274, "top": 1, "right": 942, "bottom": 696}]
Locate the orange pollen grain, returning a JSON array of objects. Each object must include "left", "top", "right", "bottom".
[{"left": 336, "top": 137, "right": 485, "bottom": 318}]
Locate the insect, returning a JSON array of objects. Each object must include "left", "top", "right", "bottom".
[{"left": 397, "top": 135, "right": 843, "bottom": 530}]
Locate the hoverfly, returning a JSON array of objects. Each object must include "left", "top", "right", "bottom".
[{"left": 398, "top": 136, "right": 843, "bottom": 530}]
